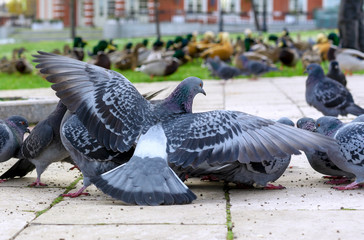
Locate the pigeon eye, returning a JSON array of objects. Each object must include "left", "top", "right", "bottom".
[
  {"left": 199, "top": 83, "right": 202, "bottom": 87},
  {"left": 317, "top": 124, "right": 320, "bottom": 127}
]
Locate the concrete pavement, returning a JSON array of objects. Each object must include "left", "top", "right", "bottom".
[{"left": 1, "top": 75, "right": 364, "bottom": 240}]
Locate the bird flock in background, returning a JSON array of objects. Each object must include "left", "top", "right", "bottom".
[
  {"left": 3, "top": 27, "right": 364, "bottom": 81},
  {"left": 0, "top": 28, "right": 363, "bottom": 205}
]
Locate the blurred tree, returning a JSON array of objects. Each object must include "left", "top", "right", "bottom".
[
  {"left": 6, "top": 0, "right": 36, "bottom": 18},
  {"left": 338, "top": 0, "right": 364, "bottom": 51}
]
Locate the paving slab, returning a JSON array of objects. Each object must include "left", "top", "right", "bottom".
[{"left": 0, "top": 74, "right": 363, "bottom": 240}]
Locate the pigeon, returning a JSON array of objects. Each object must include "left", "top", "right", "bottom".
[
  {"left": 236, "top": 54, "right": 278, "bottom": 79},
  {"left": 33, "top": 51, "right": 347, "bottom": 203},
  {"left": 0, "top": 116, "right": 29, "bottom": 163},
  {"left": 0, "top": 116, "right": 30, "bottom": 182},
  {"left": 91, "top": 124, "right": 197, "bottom": 205},
  {"left": 204, "top": 56, "right": 242, "bottom": 81},
  {"left": 315, "top": 116, "right": 364, "bottom": 190},
  {"left": 305, "top": 63, "right": 364, "bottom": 116},
  {"left": 326, "top": 60, "right": 347, "bottom": 86},
  {"left": 59, "top": 90, "right": 163, "bottom": 198},
  {"left": 14, "top": 101, "right": 72, "bottom": 187},
  {"left": 60, "top": 113, "right": 134, "bottom": 198},
  {"left": 173, "top": 117, "right": 296, "bottom": 190},
  {"left": 297, "top": 117, "right": 355, "bottom": 183}
]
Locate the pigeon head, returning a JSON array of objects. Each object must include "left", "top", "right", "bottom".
[
  {"left": 277, "top": 117, "right": 295, "bottom": 127},
  {"left": 352, "top": 114, "right": 364, "bottom": 123},
  {"left": 297, "top": 117, "right": 316, "bottom": 132},
  {"left": 6, "top": 115, "right": 30, "bottom": 134},
  {"left": 329, "top": 61, "right": 339, "bottom": 71},
  {"left": 166, "top": 77, "right": 206, "bottom": 113},
  {"left": 304, "top": 63, "right": 324, "bottom": 77},
  {"left": 315, "top": 116, "right": 343, "bottom": 136}
]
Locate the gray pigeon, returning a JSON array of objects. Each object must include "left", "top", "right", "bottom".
[
  {"left": 305, "top": 63, "right": 364, "bottom": 116},
  {"left": 91, "top": 124, "right": 197, "bottom": 205},
  {"left": 173, "top": 117, "right": 296, "bottom": 190},
  {"left": 297, "top": 117, "right": 355, "bottom": 184},
  {"left": 326, "top": 60, "right": 347, "bottom": 86},
  {"left": 0, "top": 116, "right": 30, "bottom": 182},
  {"left": 352, "top": 114, "right": 364, "bottom": 123},
  {"left": 16, "top": 101, "right": 71, "bottom": 187},
  {"left": 60, "top": 89, "right": 166, "bottom": 198},
  {"left": 236, "top": 54, "right": 278, "bottom": 79},
  {"left": 315, "top": 116, "right": 364, "bottom": 190},
  {"left": 60, "top": 113, "right": 134, "bottom": 198},
  {"left": 205, "top": 56, "right": 242, "bottom": 81},
  {"left": 0, "top": 116, "right": 29, "bottom": 163},
  {"left": 33, "top": 51, "right": 347, "bottom": 203}
]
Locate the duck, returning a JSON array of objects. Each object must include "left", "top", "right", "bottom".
[
  {"left": 72, "top": 36, "right": 87, "bottom": 61},
  {"left": 135, "top": 57, "right": 180, "bottom": 79},
  {"left": 243, "top": 28, "right": 256, "bottom": 52},
  {"left": 200, "top": 32, "right": 234, "bottom": 61},
  {"left": 114, "top": 43, "right": 144, "bottom": 70},
  {"left": 327, "top": 45, "right": 364, "bottom": 75},
  {"left": 14, "top": 48, "right": 33, "bottom": 74},
  {"left": 313, "top": 33, "right": 331, "bottom": 62},
  {"left": 278, "top": 38, "right": 300, "bottom": 68},
  {"left": 90, "top": 39, "right": 116, "bottom": 57},
  {"left": 108, "top": 42, "right": 134, "bottom": 65},
  {"left": 301, "top": 47, "right": 321, "bottom": 69},
  {"left": 0, "top": 56, "right": 16, "bottom": 74}
]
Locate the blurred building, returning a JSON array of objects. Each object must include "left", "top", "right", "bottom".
[{"left": 35, "top": 0, "right": 339, "bottom": 28}]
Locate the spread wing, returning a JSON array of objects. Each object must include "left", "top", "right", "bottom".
[
  {"left": 33, "top": 51, "right": 153, "bottom": 152},
  {"left": 163, "top": 110, "right": 339, "bottom": 168}
]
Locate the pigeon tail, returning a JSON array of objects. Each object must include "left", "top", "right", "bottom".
[
  {"left": 90, "top": 124, "right": 196, "bottom": 205},
  {"left": 90, "top": 158, "right": 196, "bottom": 205},
  {"left": 0, "top": 158, "right": 35, "bottom": 179},
  {"left": 346, "top": 104, "right": 364, "bottom": 116}
]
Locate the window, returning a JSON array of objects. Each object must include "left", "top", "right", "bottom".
[
  {"left": 99, "top": 0, "right": 104, "bottom": 16},
  {"left": 139, "top": 0, "right": 148, "bottom": 14},
  {"left": 108, "top": 0, "right": 115, "bottom": 17}
]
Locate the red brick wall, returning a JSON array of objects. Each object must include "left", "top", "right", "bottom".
[
  {"left": 307, "top": 0, "right": 322, "bottom": 20},
  {"left": 273, "top": 0, "right": 289, "bottom": 20}
]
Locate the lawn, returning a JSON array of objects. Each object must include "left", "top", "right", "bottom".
[{"left": 0, "top": 28, "right": 347, "bottom": 90}]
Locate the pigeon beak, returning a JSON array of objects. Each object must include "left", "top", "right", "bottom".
[
  {"left": 200, "top": 88, "right": 206, "bottom": 96},
  {"left": 303, "top": 69, "right": 307, "bottom": 74}
]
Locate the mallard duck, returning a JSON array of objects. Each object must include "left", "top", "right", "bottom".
[
  {"left": 200, "top": 32, "right": 233, "bottom": 61},
  {"left": 93, "top": 52, "right": 111, "bottom": 69},
  {"left": 313, "top": 33, "right": 331, "bottom": 62},
  {"left": 114, "top": 43, "right": 144, "bottom": 70},
  {"left": 0, "top": 56, "right": 16, "bottom": 74},
  {"left": 135, "top": 57, "right": 180, "bottom": 79},
  {"left": 243, "top": 28, "right": 256, "bottom": 52},
  {"left": 301, "top": 48, "right": 321, "bottom": 69},
  {"left": 278, "top": 38, "right": 299, "bottom": 68},
  {"left": 90, "top": 40, "right": 116, "bottom": 57},
  {"left": 72, "top": 36, "right": 87, "bottom": 61},
  {"left": 327, "top": 45, "right": 364, "bottom": 75}
]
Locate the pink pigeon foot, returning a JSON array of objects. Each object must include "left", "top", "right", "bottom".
[
  {"left": 332, "top": 182, "right": 363, "bottom": 190},
  {"left": 0, "top": 179, "right": 7, "bottom": 183},
  {"left": 62, "top": 186, "right": 90, "bottom": 198},
  {"left": 323, "top": 175, "right": 345, "bottom": 179},
  {"left": 324, "top": 177, "right": 352, "bottom": 185},
  {"left": 28, "top": 178, "right": 47, "bottom": 187},
  {"left": 201, "top": 175, "right": 219, "bottom": 182},
  {"left": 69, "top": 165, "right": 80, "bottom": 171},
  {"left": 263, "top": 183, "right": 286, "bottom": 190}
]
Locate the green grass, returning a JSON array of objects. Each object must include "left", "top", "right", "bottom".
[{"left": 0, "top": 28, "right": 358, "bottom": 90}]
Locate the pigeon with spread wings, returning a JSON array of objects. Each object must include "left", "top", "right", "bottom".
[{"left": 34, "top": 51, "right": 345, "bottom": 204}]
